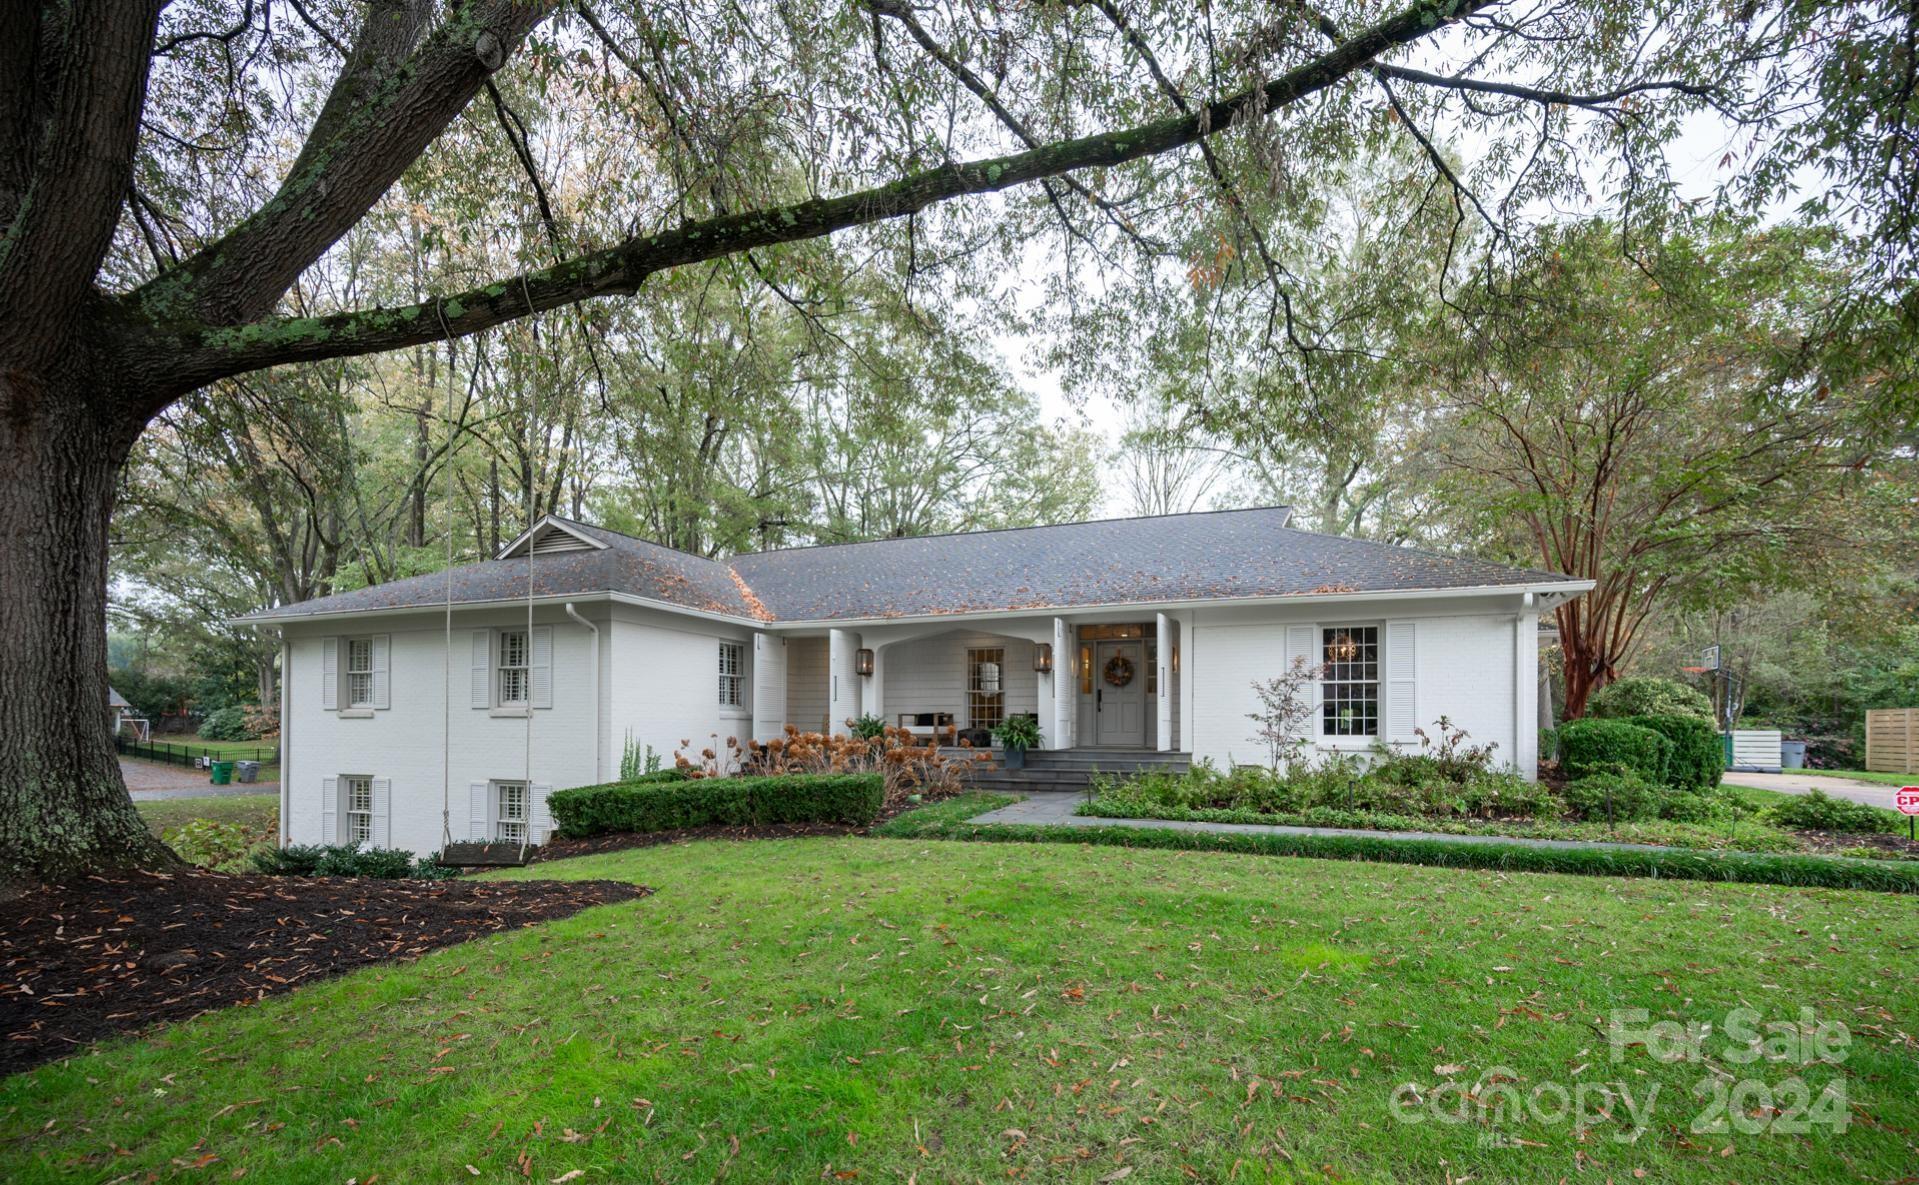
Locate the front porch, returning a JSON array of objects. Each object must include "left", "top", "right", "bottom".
[{"left": 749, "top": 614, "right": 1191, "bottom": 754}]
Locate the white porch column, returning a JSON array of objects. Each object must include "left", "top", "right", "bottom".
[
  {"left": 1177, "top": 612, "right": 1194, "bottom": 755},
  {"left": 1052, "top": 616, "right": 1074, "bottom": 750},
  {"left": 1156, "top": 612, "right": 1174, "bottom": 751},
  {"left": 1514, "top": 594, "right": 1539, "bottom": 781},
  {"left": 866, "top": 645, "right": 885, "bottom": 724},
  {"left": 752, "top": 632, "right": 787, "bottom": 743},
  {"left": 828, "top": 628, "right": 861, "bottom": 735}
]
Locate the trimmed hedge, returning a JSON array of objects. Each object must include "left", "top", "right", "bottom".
[
  {"left": 1629, "top": 714, "right": 1723, "bottom": 792},
  {"left": 1587, "top": 677, "right": 1714, "bottom": 721},
  {"left": 1562, "top": 772, "right": 1663, "bottom": 822},
  {"left": 877, "top": 797, "right": 1919, "bottom": 894},
  {"left": 548, "top": 772, "right": 883, "bottom": 836},
  {"left": 1559, "top": 717, "right": 1672, "bottom": 783}
]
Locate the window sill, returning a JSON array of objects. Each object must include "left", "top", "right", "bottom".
[
  {"left": 718, "top": 709, "right": 751, "bottom": 721},
  {"left": 1315, "top": 739, "right": 1391, "bottom": 752},
  {"left": 338, "top": 708, "right": 374, "bottom": 719},
  {"left": 490, "top": 707, "right": 530, "bottom": 718}
]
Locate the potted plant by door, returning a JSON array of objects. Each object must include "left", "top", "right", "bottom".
[{"left": 992, "top": 715, "right": 1042, "bottom": 770}]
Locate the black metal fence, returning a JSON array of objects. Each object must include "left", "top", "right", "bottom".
[{"left": 114, "top": 735, "right": 278, "bottom": 768}]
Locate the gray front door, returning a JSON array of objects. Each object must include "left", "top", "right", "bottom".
[{"left": 1094, "top": 640, "right": 1147, "bottom": 746}]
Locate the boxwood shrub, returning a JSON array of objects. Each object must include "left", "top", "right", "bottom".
[
  {"left": 1766, "top": 789, "right": 1897, "bottom": 834},
  {"left": 548, "top": 772, "right": 884, "bottom": 836},
  {"left": 1558, "top": 717, "right": 1672, "bottom": 783},
  {"left": 1628, "top": 714, "right": 1723, "bottom": 792},
  {"left": 1562, "top": 772, "right": 1664, "bottom": 822}
]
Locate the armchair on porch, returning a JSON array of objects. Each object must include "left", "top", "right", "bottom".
[{"left": 896, "top": 711, "right": 956, "bottom": 745}]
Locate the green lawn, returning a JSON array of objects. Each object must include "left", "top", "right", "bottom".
[
  {"left": 123, "top": 736, "right": 281, "bottom": 782},
  {"left": 132, "top": 792, "right": 278, "bottom": 839},
  {"left": 4, "top": 836, "right": 1915, "bottom": 1182}
]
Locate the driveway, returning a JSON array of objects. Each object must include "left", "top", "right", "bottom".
[
  {"left": 1720, "top": 770, "right": 1905, "bottom": 811},
  {"left": 120, "top": 758, "right": 277, "bottom": 800}
]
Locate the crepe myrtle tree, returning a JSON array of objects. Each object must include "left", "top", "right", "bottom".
[{"left": 0, "top": 0, "right": 1880, "bottom": 882}]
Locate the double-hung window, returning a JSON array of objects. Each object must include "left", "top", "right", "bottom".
[
  {"left": 718, "top": 641, "right": 744, "bottom": 709},
  {"left": 1321, "top": 625, "right": 1380, "bottom": 737},
  {"left": 345, "top": 638, "right": 374, "bottom": 708},
  {"left": 968, "top": 648, "right": 1006, "bottom": 730},
  {"left": 496, "top": 781, "right": 528, "bottom": 844},
  {"left": 497, "top": 629, "right": 529, "bottom": 707},
  {"left": 344, "top": 775, "right": 374, "bottom": 844}
]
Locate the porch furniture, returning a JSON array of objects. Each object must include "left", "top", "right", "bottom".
[{"left": 897, "top": 711, "right": 956, "bottom": 743}]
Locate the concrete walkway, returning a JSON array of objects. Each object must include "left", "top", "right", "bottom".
[
  {"left": 970, "top": 792, "right": 1681, "bottom": 854},
  {"left": 1721, "top": 771, "right": 1905, "bottom": 812}
]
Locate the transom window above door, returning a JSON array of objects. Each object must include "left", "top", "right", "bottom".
[{"left": 1322, "top": 625, "right": 1380, "bottom": 737}]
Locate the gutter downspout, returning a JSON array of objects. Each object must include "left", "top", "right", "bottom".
[{"left": 564, "top": 603, "right": 603, "bottom": 782}]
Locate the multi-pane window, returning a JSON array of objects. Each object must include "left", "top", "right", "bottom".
[
  {"left": 344, "top": 775, "right": 373, "bottom": 844},
  {"left": 718, "top": 642, "right": 744, "bottom": 708},
  {"left": 1321, "top": 625, "right": 1380, "bottom": 737},
  {"left": 968, "top": 648, "right": 1006, "bottom": 730},
  {"left": 346, "top": 638, "right": 374, "bottom": 707},
  {"left": 496, "top": 781, "right": 528, "bottom": 844},
  {"left": 497, "top": 629, "right": 529, "bottom": 706}
]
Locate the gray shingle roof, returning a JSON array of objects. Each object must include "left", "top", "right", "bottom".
[{"left": 241, "top": 507, "right": 1578, "bottom": 624}]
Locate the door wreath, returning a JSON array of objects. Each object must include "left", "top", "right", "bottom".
[{"left": 1102, "top": 653, "right": 1135, "bottom": 688}]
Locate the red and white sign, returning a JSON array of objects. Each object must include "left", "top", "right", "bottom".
[{"left": 1898, "top": 787, "right": 1919, "bottom": 816}]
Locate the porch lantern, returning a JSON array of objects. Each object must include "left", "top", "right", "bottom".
[
  {"left": 1033, "top": 643, "right": 1053, "bottom": 673},
  {"left": 854, "top": 648, "right": 874, "bottom": 676}
]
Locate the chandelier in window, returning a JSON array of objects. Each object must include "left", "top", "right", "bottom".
[{"left": 1327, "top": 631, "right": 1361, "bottom": 663}]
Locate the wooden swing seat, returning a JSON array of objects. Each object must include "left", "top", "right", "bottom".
[{"left": 438, "top": 841, "right": 535, "bottom": 868}]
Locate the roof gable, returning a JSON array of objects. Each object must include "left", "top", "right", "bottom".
[{"left": 498, "top": 517, "right": 609, "bottom": 559}]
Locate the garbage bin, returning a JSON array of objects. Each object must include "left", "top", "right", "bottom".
[
  {"left": 234, "top": 760, "right": 260, "bottom": 784},
  {"left": 209, "top": 760, "right": 234, "bottom": 785},
  {"left": 1779, "top": 740, "right": 1807, "bottom": 770}
]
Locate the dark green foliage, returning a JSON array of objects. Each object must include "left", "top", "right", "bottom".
[
  {"left": 108, "top": 667, "right": 194, "bottom": 720},
  {"left": 992, "top": 715, "right": 1042, "bottom": 751},
  {"left": 883, "top": 810, "right": 1919, "bottom": 894},
  {"left": 630, "top": 767, "right": 690, "bottom": 784},
  {"left": 162, "top": 819, "right": 255, "bottom": 868},
  {"left": 196, "top": 704, "right": 257, "bottom": 741},
  {"left": 1627, "top": 713, "right": 1723, "bottom": 791},
  {"left": 1558, "top": 718, "right": 1673, "bottom": 783},
  {"left": 1562, "top": 773, "right": 1664, "bottom": 822},
  {"left": 549, "top": 773, "right": 885, "bottom": 836},
  {"left": 1587, "top": 677, "right": 1714, "bottom": 721},
  {"left": 1766, "top": 789, "right": 1898, "bottom": 834},
  {"left": 1538, "top": 727, "right": 1560, "bottom": 763},
  {"left": 1090, "top": 754, "right": 1562, "bottom": 821},
  {"left": 251, "top": 843, "right": 441, "bottom": 878},
  {"left": 850, "top": 714, "right": 886, "bottom": 740}
]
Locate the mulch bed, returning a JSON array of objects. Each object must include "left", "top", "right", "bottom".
[
  {"left": 0, "top": 870, "right": 648, "bottom": 1077},
  {"left": 1790, "top": 829, "right": 1919, "bottom": 858}
]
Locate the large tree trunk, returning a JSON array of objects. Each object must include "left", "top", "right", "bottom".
[{"left": 0, "top": 374, "right": 178, "bottom": 887}]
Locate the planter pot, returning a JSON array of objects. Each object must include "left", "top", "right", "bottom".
[{"left": 1003, "top": 746, "right": 1027, "bottom": 770}]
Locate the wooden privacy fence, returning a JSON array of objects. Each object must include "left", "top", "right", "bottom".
[{"left": 1865, "top": 709, "right": 1919, "bottom": 774}]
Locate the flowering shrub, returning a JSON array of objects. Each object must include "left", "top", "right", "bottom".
[{"left": 675, "top": 724, "right": 991, "bottom": 808}]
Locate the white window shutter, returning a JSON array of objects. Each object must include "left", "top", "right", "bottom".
[
  {"left": 470, "top": 631, "right": 491, "bottom": 708},
  {"left": 321, "top": 777, "right": 338, "bottom": 844},
  {"left": 1385, "top": 620, "right": 1418, "bottom": 744},
  {"left": 469, "top": 781, "right": 491, "bottom": 840},
  {"left": 529, "top": 626, "right": 553, "bottom": 709},
  {"left": 371, "top": 635, "right": 391, "bottom": 710},
  {"left": 530, "top": 784, "right": 553, "bottom": 844},
  {"left": 321, "top": 638, "right": 338, "bottom": 711},
  {"left": 370, "top": 778, "right": 392, "bottom": 847},
  {"left": 1283, "top": 624, "right": 1319, "bottom": 738}
]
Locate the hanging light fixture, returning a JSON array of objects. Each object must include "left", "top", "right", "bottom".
[
  {"left": 854, "top": 648, "right": 874, "bottom": 676},
  {"left": 1328, "top": 631, "right": 1359, "bottom": 663},
  {"left": 1033, "top": 643, "right": 1053, "bottom": 673}
]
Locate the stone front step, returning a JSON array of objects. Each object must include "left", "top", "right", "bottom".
[{"left": 954, "top": 748, "right": 1190, "bottom": 794}]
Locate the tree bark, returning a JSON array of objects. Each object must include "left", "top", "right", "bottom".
[{"left": 0, "top": 370, "right": 178, "bottom": 888}]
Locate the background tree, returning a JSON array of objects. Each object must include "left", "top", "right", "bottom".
[{"left": 1426, "top": 220, "right": 1911, "bottom": 717}]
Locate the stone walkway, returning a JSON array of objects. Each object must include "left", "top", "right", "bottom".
[
  {"left": 969, "top": 792, "right": 1680, "bottom": 853},
  {"left": 1720, "top": 771, "right": 1904, "bottom": 812}
]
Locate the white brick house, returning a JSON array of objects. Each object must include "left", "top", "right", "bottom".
[{"left": 240, "top": 508, "right": 1590, "bottom": 856}]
